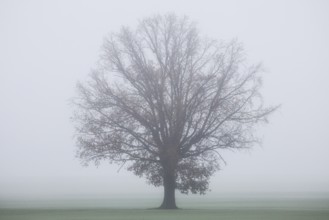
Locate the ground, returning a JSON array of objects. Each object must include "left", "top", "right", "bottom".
[{"left": 1, "top": 195, "right": 328, "bottom": 220}]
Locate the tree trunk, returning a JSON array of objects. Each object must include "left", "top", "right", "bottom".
[{"left": 159, "top": 169, "right": 177, "bottom": 209}]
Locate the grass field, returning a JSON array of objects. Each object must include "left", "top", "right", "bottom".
[
  {"left": 1, "top": 195, "right": 329, "bottom": 220},
  {"left": 1, "top": 208, "right": 329, "bottom": 220}
]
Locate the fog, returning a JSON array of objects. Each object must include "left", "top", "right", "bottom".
[{"left": 1, "top": 0, "right": 329, "bottom": 201}]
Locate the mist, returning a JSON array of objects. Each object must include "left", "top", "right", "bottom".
[{"left": 1, "top": 0, "right": 329, "bottom": 203}]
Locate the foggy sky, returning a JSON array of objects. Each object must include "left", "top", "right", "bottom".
[{"left": 1, "top": 0, "right": 329, "bottom": 200}]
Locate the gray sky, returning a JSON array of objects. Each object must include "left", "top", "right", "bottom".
[{"left": 1, "top": 0, "right": 329, "bottom": 199}]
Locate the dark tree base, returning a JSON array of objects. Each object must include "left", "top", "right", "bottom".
[{"left": 158, "top": 204, "right": 178, "bottom": 209}]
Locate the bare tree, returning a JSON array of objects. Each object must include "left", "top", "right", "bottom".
[{"left": 72, "top": 14, "right": 277, "bottom": 209}]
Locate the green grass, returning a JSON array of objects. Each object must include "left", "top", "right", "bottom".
[
  {"left": 1, "top": 196, "right": 329, "bottom": 220},
  {"left": 1, "top": 208, "right": 329, "bottom": 220}
]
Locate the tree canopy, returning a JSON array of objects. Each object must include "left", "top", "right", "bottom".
[{"left": 72, "top": 14, "right": 276, "bottom": 209}]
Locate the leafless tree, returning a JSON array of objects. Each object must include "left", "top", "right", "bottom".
[{"left": 72, "top": 14, "right": 277, "bottom": 209}]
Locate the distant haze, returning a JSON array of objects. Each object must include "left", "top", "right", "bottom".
[{"left": 1, "top": 0, "right": 329, "bottom": 200}]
